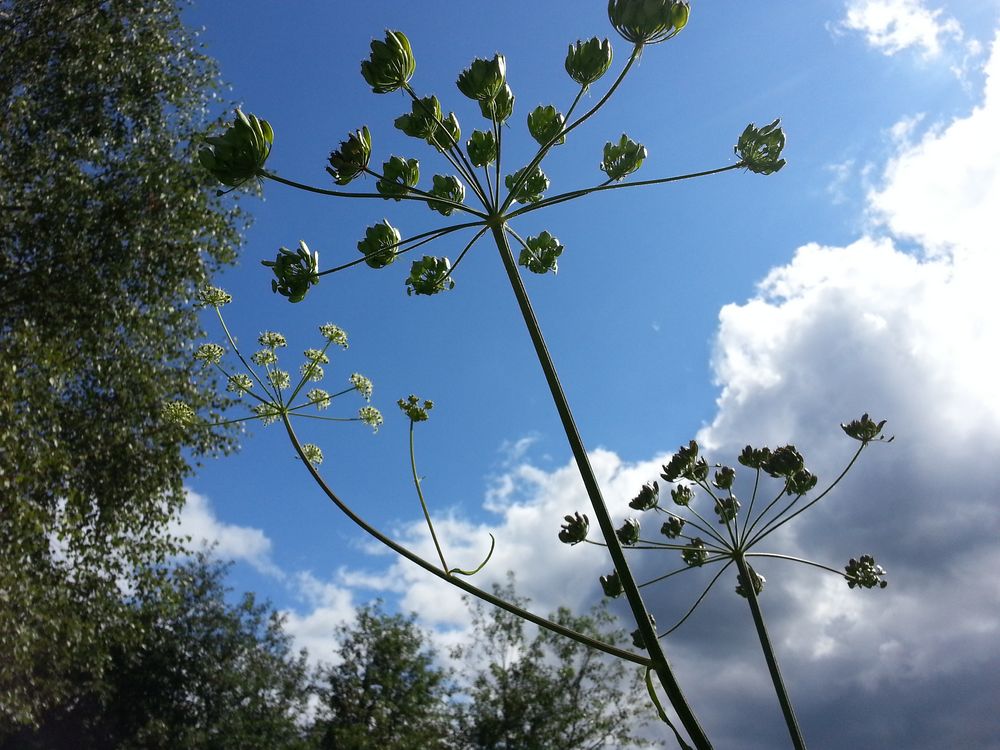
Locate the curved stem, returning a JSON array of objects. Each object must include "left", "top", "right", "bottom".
[
  {"left": 508, "top": 164, "right": 741, "bottom": 219},
  {"left": 409, "top": 420, "right": 449, "bottom": 572},
  {"left": 489, "top": 224, "right": 712, "bottom": 750},
  {"left": 734, "top": 553, "right": 807, "bottom": 750},
  {"left": 279, "top": 414, "right": 646, "bottom": 665},
  {"left": 747, "top": 446, "right": 865, "bottom": 548},
  {"left": 746, "top": 552, "right": 847, "bottom": 579},
  {"left": 661, "top": 560, "right": 733, "bottom": 637},
  {"left": 260, "top": 170, "right": 489, "bottom": 219}
]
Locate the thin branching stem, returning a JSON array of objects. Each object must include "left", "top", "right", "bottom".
[
  {"left": 499, "top": 44, "right": 643, "bottom": 215},
  {"left": 438, "top": 225, "right": 490, "bottom": 288},
  {"left": 401, "top": 84, "right": 491, "bottom": 208},
  {"left": 280, "top": 414, "right": 650, "bottom": 666},
  {"left": 214, "top": 307, "right": 277, "bottom": 401},
  {"left": 746, "top": 552, "right": 847, "bottom": 579},
  {"left": 318, "top": 221, "right": 485, "bottom": 278},
  {"left": 508, "top": 164, "right": 741, "bottom": 219},
  {"left": 261, "top": 170, "right": 489, "bottom": 219},
  {"left": 408, "top": 420, "right": 449, "bottom": 572},
  {"left": 661, "top": 560, "right": 734, "bottom": 637},
  {"left": 639, "top": 555, "right": 730, "bottom": 589},
  {"left": 748, "top": 445, "right": 865, "bottom": 548}
]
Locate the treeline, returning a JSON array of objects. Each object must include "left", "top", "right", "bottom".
[{"left": 5, "top": 556, "right": 650, "bottom": 750}]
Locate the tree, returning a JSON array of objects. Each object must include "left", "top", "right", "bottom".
[
  {"left": 310, "top": 602, "right": 455, "bottom": 750},
  {"left": 0, "top": 0, "right": 245, "bottom": 732},
  {"left": 3, "top": 554, "right": 313, "bottom": 750},
  {"left": 454, "top": 580, "right": 652, "bottom": 750}
]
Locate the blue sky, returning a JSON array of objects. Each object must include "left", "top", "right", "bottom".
[{"left": 179, "top": 2, "right": 1000, "bottom": 747}]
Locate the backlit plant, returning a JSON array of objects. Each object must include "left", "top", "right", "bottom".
[{"left": 188, "top": 3, "right": 890, "bottom": 748}]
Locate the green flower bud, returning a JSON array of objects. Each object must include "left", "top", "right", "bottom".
[
  {"left": 299, "top": 361, "right": 324, "bottom": 383},
  {"left": 616, "top": 517, "right": 641, "bottom": 546},
  {"left": 301, "top": 443, "right": 324, "bottom": 466},
  {"left": 736, "top": 118, "right": 786, "bottom": 175},
  {"left": 504, "top": 165, "right": 548, "bottom": 204},
  {"left": 601, "top": 133, "right": 647, "bottom": 181},
  {"left": 361, "top": 30, "right": 415, "bottom": 94},
  {"left": 738, "top": 445, "right": 772, "bottom": 469},
  {"left": 456, "top": 54, "right": 506, "bottom": 102},
  {"left": 558, "top": 512, "right": 590, "bottom": 545},
  {"left": 670, "top": 484, "right": 694, "bottom": 506},
  {"left": 326, "top": 126, "right": 371, "bottom": 186},
  {"left": 527, "top": 105, "right": 565, "bottom": 147},
  {"left": 480, "top": 82, "right": 514, "bottom": 123},
  {"left": 427, "top": 174, "right": 465, "bottom": 216},
  {"left": 660, "top": 440, "right": 699, "bottom": 482},
  {"left": 194, "top": 343, "right": 224, "bottom": 366},
  {"left": 359, "top": 405, "right": 384, "bottom": 432},
  {"left": 713, "top": 465, "right": 736, "bottom": 490},
  {"left": 377, "top": 156, "right": 420, "bottom": 200},
  {"left": 628, "top": 481, "right": 659, "bottom": 511},
  {"left": 713, "top": 495, "right": 740, "bottom": 523},
  {"left": 303, "top": 348, "right": 330, "bottom": 364},
  {"left": 198, "top": 109, "right": 273, "bottom": 188},
  {"left": 607, "top": 0, "right": 689, "bottom": 46},
  {"left": 735, "top": 566, "right": 765, "bottom": 598},
  {"left": 261, "top": 240, "right": 319, "bottom": 303},
  {"left": 600, "top": 570, "right": 624, "bottom": 598},
  {"left": 251, "top": 349, "right": 277, "bottom": 366},
  {"left": 350, "top": 372, "right": 373, "bottom": 401},
  {"left": 196, "top": 286, "right": 232, "bottom": 308},
  {"left": 257, "top": 331, "right": 287, "bottom": 349},
  {"left": 428, "top": 112, "right": 461, "bottom": 152},
  {"left": 268, "top": 369, "right": 291, "bottom": 390},
  {"left": 681, "top": 537, "right": 708, "bottom": 567},
  {"left": 565, "top": 37, "right": 614, "bottom": 86},
  {"left": 319, "top": 323, "right": 348, "bottom": 348},
  {"left": 163, "top": 401, "right": 195, "bottom": 426},
  {"left": 357, "top": 220, "right": 401, "bottom": 269},
  {"left": 762, "top": 445, "right": 804, "bottom": 479},
  {"left": 398, "top": 394, "right": 434, "bottom": 422},
  {"left": 518, "top": 231, "right": 563, "bottom": 274},
  {"left": 307, "top": 388, "right": 331, "bottom": 410},
  {"left": 785, "top": 468, "right": 818, "bottom": 496},
  {"left": 661, "top": 516, "right": 685, "bottom": 539},
  {"left": 406, "top": 256, "right": 455, "bottom": 296},
  {"left": 841, "top": 413, "right": 891, "bottom": 444},
  {"left": 395, "top": 96, "right": 442, "bottom": 140},
  {"left": 251, "top": 402, "right": 281, "bottom": 427},
  {"left": 226, "top": 373, "right": 253, "bottom": 397},
  {"left": 466, "top": 130, "right": 497, "bottom": 167},
  {"left": 845, "top": 555, "right": 888, "bottom": 590}
]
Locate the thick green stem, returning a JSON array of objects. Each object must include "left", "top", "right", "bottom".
[
  {"left": 734, "top": 553, "right": 807, "bottom": 750},
  {"left": 489, "top": 223, "right": 712, "bottom": 750}
]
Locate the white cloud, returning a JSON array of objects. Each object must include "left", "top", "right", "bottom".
[
  {"left": 839, "top": 0, "right": 964, "bottom": 57},
  {"left": 280, "top": 571, "right": 357, "bottom": 666},
  {"left": 682, "top": 27, "right": 1000, "bottom": 749},
  {"left": 173, "top": 490, "right": 281, "bottom": 577}
]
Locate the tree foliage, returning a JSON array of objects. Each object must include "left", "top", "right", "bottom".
[
  {"left": 454, "top": 580, "right": 652, "bottom": 750},
  {"left": 0, "top": 0, "right": 244, "bottom": 730},
  {"left": 310, "top": 602, "right": 455, "bottom": 750},
  {"left": 3, "top": 554, "right": 313, "bottom": 750}
]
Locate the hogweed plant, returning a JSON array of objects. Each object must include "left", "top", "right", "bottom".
[{"left": 188, "top": 3, "right": 889, "bottom": 748}]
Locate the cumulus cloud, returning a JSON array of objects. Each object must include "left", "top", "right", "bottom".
[
  {"left": 680, "top": 28, "right": 1000, "bottom": 749},
  {"left": 173, "top": 490, "right": 281, "bottom": 577},
  {"left": 838, "top": 0, "right": 965, "bottom": 57}
]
